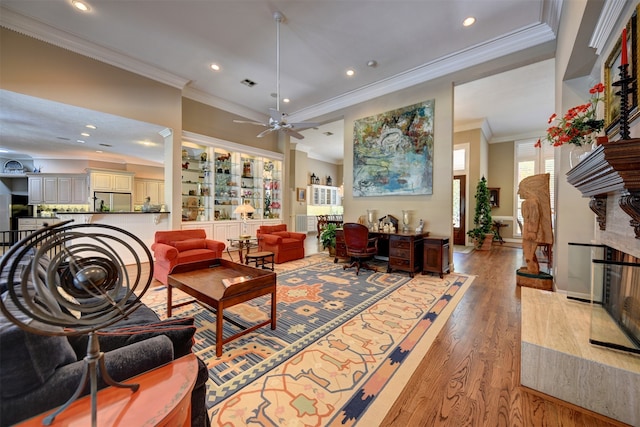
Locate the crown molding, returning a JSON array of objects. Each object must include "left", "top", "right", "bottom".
[
  {"left": 0, "top": 7, "right": 190, "bottom": 89},
  {"left": 286, "top": 22, "right": 557, "bottom": 123},
  {"left": 589, "top": 0, "right": 627, "bottom": 55}
]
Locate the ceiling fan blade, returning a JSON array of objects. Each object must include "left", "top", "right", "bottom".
[
  {"left": 233, "top": 119, "right": 267, "bottom": 127},
  {"left": 288, "top": 122, "right": 321, "bottom": 131},
  {"left": 284, "top": 128, "right": 305, "bottom": 140},
  {"left": 257, "top": 128, "right": 275, "bottom": 138}
]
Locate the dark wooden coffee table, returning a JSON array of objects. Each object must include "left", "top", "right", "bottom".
[{"left": 167, "top": 259, "right": 276, "bottom": 356}]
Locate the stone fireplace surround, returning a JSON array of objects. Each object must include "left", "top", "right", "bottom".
[{"left": 521, "top": 139, "right": 640, "bottom": 426}]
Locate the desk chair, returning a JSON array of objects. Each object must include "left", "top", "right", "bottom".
[{"left": 343, "top": 223, "right": 378, "bottom": 275}]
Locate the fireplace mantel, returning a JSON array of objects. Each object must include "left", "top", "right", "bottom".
[{"left": 566, "top": 138, "right": 640, "bottom": 238}]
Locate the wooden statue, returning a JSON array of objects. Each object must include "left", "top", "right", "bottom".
[{"left": 516, "top": 174, "right": 554, "bottom": 290}]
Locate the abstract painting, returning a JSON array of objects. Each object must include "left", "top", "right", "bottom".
[{"left": 353, "top": 100, "right": 434, "bottom": 197}]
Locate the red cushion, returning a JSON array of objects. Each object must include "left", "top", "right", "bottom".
[
  {"left": 260, "top": 224, "right": 287, "bottom": 234},
  {"left": 172, "top": 238, "right": 207, "bottom": 252}
]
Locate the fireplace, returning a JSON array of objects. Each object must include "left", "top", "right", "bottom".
[{"left": 590, "top": 247, "right": 640, "bottom": 355}]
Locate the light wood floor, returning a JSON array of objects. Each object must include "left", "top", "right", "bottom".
[{"left": 380, "top": 244, "right": 628, "bottom": 427}]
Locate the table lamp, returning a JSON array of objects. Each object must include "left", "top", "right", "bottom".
[{"left": 234, "top": 202, "right": 255, "bottom": 238}]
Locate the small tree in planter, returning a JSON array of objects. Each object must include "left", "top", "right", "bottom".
[
  {"left": 320, "top": 223, "right": 338, "bottom": 256},
  {"left": 467, "top": 176, "right": 493, "bottom": 249}
]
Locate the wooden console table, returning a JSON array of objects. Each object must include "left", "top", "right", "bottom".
[
  {"left": 423, "top": 236, "right": 450, "bottom": 278},
  {"left": 18, "top": 353, "right": 198, "bottom": 427}
]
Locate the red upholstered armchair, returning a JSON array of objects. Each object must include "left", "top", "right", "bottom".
[
  {"left": 151, "top": 229, "right": 225, "bottom": 284},
  {"left": 256, "top": 224, "right": 306, "bottom": 264}
]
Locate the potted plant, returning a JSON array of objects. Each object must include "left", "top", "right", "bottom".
[
  {"left": 467, "top": 176, "right": 493, "bottom": 250},
  {"left": 320, "top": 223, "right": 338, "bottom": 257}
]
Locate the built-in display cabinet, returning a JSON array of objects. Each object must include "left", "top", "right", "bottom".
[{"left": 181, "top": 134, "right": 284, "bottom": 227}]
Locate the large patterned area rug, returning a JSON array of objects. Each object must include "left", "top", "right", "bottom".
[{"left": 142, "top": 254, "right": 474, "bottom": 426}]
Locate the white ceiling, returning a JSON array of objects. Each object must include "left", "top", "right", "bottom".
[{"left": 0, "top": 1, "right": 579, "bottom": 166}]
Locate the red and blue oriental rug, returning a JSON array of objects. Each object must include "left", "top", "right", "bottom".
[{"left": 142, "top": 254, "right": 474, "bottom": 425}]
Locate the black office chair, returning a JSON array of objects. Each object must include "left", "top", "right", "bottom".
[{"left": 342, "top": 223, "right": 378, "bottom": 275}]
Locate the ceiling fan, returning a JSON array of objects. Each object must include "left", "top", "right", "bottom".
[{"left": 233, "top": 11, "right": 319, "bottom": 140}]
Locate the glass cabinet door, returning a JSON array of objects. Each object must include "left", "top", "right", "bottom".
[
  {"left": 213, "top": 150, "right": 239, "bottom": 220},
  {"left": 181, "top": 146, "right": 212, "bottom": 221},
  {"left": 182, "top": 140, "right": 282, "bottom": 223},
  {"left": 263, "top": 159, "right": 281, "bottom": 219}
]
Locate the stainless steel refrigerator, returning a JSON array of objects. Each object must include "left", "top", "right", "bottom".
[{"left": 93, "top": 192, "right": 132, "bottom": 212}]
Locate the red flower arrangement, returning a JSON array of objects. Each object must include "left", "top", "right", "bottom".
[{"left": 536, "top": 83, "right": 605, "bottom": 148}]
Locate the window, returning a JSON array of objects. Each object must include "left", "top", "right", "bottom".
[
  {"left": 514, "top": 139, "right": 554, "bottom": 235},
  {"left": 453, "top": 147, "right": 467, "bottom": 172}
]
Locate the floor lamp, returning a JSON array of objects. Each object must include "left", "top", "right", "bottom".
[{"left": 234, "top": 202, "right": 255, "bottom": 238}]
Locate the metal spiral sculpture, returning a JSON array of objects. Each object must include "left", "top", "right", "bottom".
[{"left": 0, "top": 220, "right": 153, "bottom": 426}]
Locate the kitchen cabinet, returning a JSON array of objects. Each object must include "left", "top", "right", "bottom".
[
  {"left": 309, "top": 184, "right": 339, "bottom": 206},
  {"left": 87, "top": 169, "right": 134, "bottom": 193},
  {"left": 57, "top": 176, "right": 88, "bottom": 204},
  {"left": 28, "top": 175, "right": 87, "bottom": 205},
  {"left": 422, "top": 236, "right": 450, "bottom": 278},
  {"left": 134, "top": 179, "right": 165, "bottom": 205},
  {"left": 18, "top": 217, "right": 60, "bottom": 231}
]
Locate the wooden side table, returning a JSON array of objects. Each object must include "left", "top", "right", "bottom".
[
  {"left": 422, "top": 236, "right": 451, "bottom": 278},
  {"left": 17, "top": 354, "right": 199, "bottom": 427}
]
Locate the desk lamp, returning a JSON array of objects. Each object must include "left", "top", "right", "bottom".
[{"left": 234, "top": 202, "right": 255, "bottom": 238}]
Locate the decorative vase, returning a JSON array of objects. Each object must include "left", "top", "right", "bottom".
[{"left": 569, "top": 144, "right": 591, "bottom": 168}]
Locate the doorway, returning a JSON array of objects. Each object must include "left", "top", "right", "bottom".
[{"left": 453, "top": 175, "right": 466, "bottom": 245}]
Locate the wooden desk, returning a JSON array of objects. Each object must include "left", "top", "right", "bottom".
[{"left": 18, "top": 354, "right": 198, "bottom": 427}]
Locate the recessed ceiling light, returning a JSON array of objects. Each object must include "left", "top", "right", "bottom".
[
  {"left": 95, "top": 150, "right": 103, "bottom": 153},
  {"left": 463, "top": 17, "right": 476, "bottom": 27},
  {"left": 81, "top": 132, "right": 90, "bottom": 137},
  {"left": 85, "top": 124, "right": 96, "bottom": 129},
  {"left": 366, "top": 60, "right": 377, "bottom": 68},
  {"left": 210, "top": 63, "right": 220, "bottom": 71},
  {"left": 283, "top": 98, "right": 290, "bottom": 103},
  {"left": 346, "top": 69, "right": 355, "bottom": 77},
  {"left": 71, "top": 1, "right": 90, "bottom": 12},
  {"left": 77, "top": 140, "right": 85, "bottom": 143},
  {"left": 0, "top": 149, "right": 9, "bottom": 153}
]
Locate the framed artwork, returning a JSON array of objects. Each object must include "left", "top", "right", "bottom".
[
  {"left": 604, "top": 5, "right": 639, "bottom": 135},
  {"left": 296, "top": 187, "right": 306, "bottom": 202},
  {"left": 353, "top": 100, "right": 435, "bottom": 197}
]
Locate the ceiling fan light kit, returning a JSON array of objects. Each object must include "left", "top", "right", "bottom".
[{"left": 233, "top": 11, "right": 319, "bottom": 140}]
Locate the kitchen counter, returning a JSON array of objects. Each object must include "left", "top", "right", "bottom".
[{"left": 30, "top": 211, "right": 170, "bottom": 216}]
